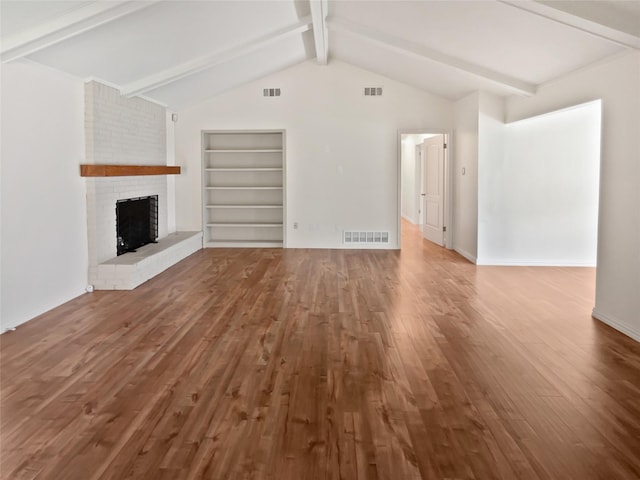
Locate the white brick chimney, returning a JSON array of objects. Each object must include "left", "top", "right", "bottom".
[{"left": 84, "top": 81, "right": 168, "bottom": 273}]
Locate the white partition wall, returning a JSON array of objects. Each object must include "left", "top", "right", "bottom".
[{"left": 506, "top": 52, "right": 640, "bottom": 341}]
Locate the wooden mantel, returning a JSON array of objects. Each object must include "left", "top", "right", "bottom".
[{"left": 80, "top": 164, "right": 181, "bottom": 177}]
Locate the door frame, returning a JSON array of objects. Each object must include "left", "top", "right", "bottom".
[{"left": 397, "top": 129, "right": 453, "bottom": 250}]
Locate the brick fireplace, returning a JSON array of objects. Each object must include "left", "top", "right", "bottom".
[
  {"left": 84, "top": 81, "right": 201, "bottom": 290},
  {"left": 86, "top": 175, "right": 167, "bottom": 262}
]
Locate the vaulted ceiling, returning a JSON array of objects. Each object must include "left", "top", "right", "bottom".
[{"left": 2, "top": 1, "right": 639, "bottom": 110}]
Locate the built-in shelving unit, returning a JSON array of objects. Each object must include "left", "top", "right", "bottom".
[{"left": 202, "top": 130, "right": 285, "bottom": 247}]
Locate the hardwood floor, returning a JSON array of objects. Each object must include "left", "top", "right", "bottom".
[{"left": 2, "top": 221, "right": 639, "bottom": 479}]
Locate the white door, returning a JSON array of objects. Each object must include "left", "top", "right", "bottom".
[{"left": 422, "top": 135, "right": 445, "bottom": 246}]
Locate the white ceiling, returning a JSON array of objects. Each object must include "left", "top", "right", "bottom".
[{"left": 1, "top": 0, "right": 638, "bottom": 110}]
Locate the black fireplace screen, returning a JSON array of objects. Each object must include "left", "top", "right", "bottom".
[{"left": 116, "top": 195, "right": 158, "bottom": 255}]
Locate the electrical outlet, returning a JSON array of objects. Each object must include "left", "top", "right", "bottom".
[{"left": 293, "top": 222, "right": 298, "bottom": 230}]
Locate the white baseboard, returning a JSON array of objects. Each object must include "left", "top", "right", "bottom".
[
  {"left": 454, "top": 247, "right": 477, "bottom": 264},
  {"left": 476, "top": 258, "right": 596, "bottom": 267},
  {"left": 401, "top": 214, "right": 418, "bottom": 224},
  {"left": 592, "top": 308, "right": 640, "bottom": 342},
  {"left": 1, "top": 288, "right": 86, "bottom": 334}
]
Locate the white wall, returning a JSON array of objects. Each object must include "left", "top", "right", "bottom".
[
  {"left": 453, "top": 92, "right": 479, "bottom": 262},
  {"left": 1, "top": 61, "right": 88, "bottom": 331},
  {"left": 175, "top": 60, "right": 453, "bottom": 249},
  {"left": 458, "top": 91, "right": 602, "bottom": 268},
  {"left": 507, "top": 52, "right": 640, "bottom": 341},
  {"left": 477, "top": 92, "right": 506, "bottom": 264},
  {"left": 480, "top": 100, "right": 601, "bottom": 265}
]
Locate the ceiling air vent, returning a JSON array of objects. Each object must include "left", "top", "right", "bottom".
[
  {"left": 364, "top": 87, "right": 383, "bottom": 97},
  {"left": 263, "top": 88, "right": 281, "bottom": 97}
]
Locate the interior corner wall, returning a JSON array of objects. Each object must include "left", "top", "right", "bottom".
[
  {"left": 1, "top": 61, "right": 88, "bottom": 331},
  {"left": 506, "top": 52, "right": 640, "bottom": 342},
  {"left": 465, "top": 91, "right": 600, "bottom": 267},
  {"left": 453, "top": 92, "right": 479, "bottom": 263},
  {"left": 477, "top": 92, "right": 506, "bottom": 265},
  {"left": 166, "top": 111, "right": 177, "bottom": 233},
  {"left": 174, "top": 59, "right": 453, "bottom": 249}
]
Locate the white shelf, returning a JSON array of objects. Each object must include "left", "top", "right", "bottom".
[
  {"left": 202, "top": 130, "right": 285, "bottom": 247},
  {"left": 205, "top": 205, "right": 282, "bottom": 209},
  {"left": 206, "top": 223, "right": 283, "bottom": 227},
  {"left": 204, "top": 149, "right": 282, "bottom": 153},
  {"left": 205, "top": 186, "right": 282, "bottom": 190},
  {"left": 204, "top": 241, "right": 283, "bottom": 248},
  {"left": 205, "top": 168, "right": 283, "bottom": 172}
]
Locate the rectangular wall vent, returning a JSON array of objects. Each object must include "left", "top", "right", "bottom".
[
  {"left": 263, "top": 88, "right": 281, "bottom": 97},
  {"left": 344, "top": 231, "right": 390, "bottom": 244},
  {"left": 364, "top": 87, "right": 383, "bottom": 96}
]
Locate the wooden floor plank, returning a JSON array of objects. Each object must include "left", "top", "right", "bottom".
[{"left": 1, "top": 221, "right": 639, "bottom": 479}]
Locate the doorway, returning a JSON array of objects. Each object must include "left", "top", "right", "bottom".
[{"left": 398, "top": 131, "right": 451, "bottom": 249}]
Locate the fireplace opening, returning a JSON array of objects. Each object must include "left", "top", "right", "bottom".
[{"left": 116, "top": 195, "right": 158, "bottom": 255}]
